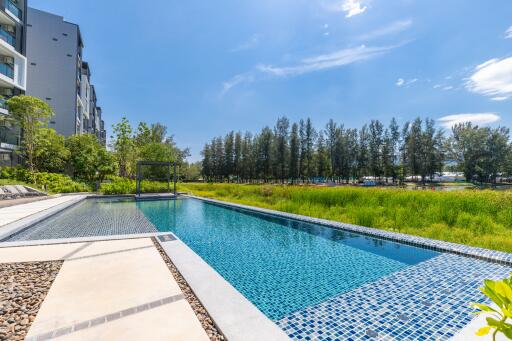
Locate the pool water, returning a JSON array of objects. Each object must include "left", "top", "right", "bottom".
[
  {"left": 7, "top": 198, "right": 440, "bottom": 320},
  {"left": 137, "top": 199, "right": 439, "bottom": 320}
]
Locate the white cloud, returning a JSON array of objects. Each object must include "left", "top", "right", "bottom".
[
  {"left": 221, "top": 73, "right": 254, "bottom": 95},
  {"left": 443, "top": 86, "right": 454, "bottom": 90},
  {"left": 466, "top": 57, "right": 512, "bottom": 100},
  {"left": 256, "top": 44, "right": 396, "bottom": 77},
  {"left": 323, "top": 0, "right": 368, "bottom": 18},
  {"left": 437, "top": 113, "right": 500, "bottom": 129},
  {"left": 433, "top": 84, "right": 442, "bottom": 89},
  {"left": 396, "top": 77, "right": 417, "bottom": 87},
  {"left": 231, "top": 34, "right": 262, "bottom": 52},
  {"left": 357, "top": 19, "right": 412, "bottom": 41},
  {"left": 491, "top": 96, "right": 508, "bottom": 101},
  {"left": 505, "top": 26, "right": 512, "bottom": 39}
]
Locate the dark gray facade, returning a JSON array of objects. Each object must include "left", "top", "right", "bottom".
[
  {"left": 25, "top": 7, "right": 105, "bottom": 144},
  {"left": 0, "top": 0, "right": 28, "bottom": 167}
]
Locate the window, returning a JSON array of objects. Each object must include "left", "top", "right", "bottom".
[
  {"left": 0, "top": 153, "right": 11, "bottom": 161},
  {"left": 30, "top": 62, "right": 36, "bottom": 66},
  {"left": 66, "top": 54, "right": 72, "bottom": 57},
  {"left": 52, "top": 38, "right": 58, "bottom": 41},
  {"left": 45, "top": 97, "right": 51, "bottom": 100},
  {"left": 62, "top": 33, "right": 68, "bottom": 36}
]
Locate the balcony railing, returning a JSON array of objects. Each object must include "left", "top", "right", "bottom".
[
  {"left": 0, "top": 27, "right": 14, "bottom": 46},
  {"left": 5, "top": 0, "right": 22, "bottom": 20},
  {"left": 0, "top": 63, "right": 13, "bottom": 79},
  {"left": 0, "top": 97, "right": 7, "bottom": 109}
]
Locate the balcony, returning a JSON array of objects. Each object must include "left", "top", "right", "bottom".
[
  {"left": 4, "top": 0, "right": 21, "bottom": 21},
  {"left": 0, "top": 62, "right": 13, "bottom": 79},
  {"left": 0, "top": 26, "right": 13, "bottom": 46}
]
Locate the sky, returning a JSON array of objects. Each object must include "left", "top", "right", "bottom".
[{"left": 30, "top": 0, "right": 512, "bottom": 161}]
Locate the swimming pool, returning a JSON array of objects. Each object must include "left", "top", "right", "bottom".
[{"left": 6, "top": 197, "right": 440, "bottom": 321}]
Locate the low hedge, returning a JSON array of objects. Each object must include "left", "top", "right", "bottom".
[{"left": 0, "top": 166, "right": 91, "bottom": 193}]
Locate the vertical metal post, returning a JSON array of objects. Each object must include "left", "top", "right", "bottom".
[
  {"left": 136, "top": 162, "right": 141, "bottom": 197},
  {"left": 173, "top": 161, "right": 177, "bottom": 196},
  {"left": 167, "top": 163, "right": 170, "bottom": 193}
]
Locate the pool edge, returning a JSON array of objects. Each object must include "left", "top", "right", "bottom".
[
  {"left": 184, "top": 194, "right": 512, "bottom": 267},
  {"left": 156, "top": 234, "right": 290, "bottom": 341}
]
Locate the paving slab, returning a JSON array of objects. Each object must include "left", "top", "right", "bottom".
[
  {"left": 0, "top": 195, "right": 84, "bottom": 227},
  {"left": 23, "top": 238, "right": 208, "bottom": 340}
]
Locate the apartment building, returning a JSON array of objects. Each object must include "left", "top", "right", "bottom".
[
  {"left": 25, "top": 7, "right": 105, "bottom": 144},
  {"left": 0, "top": 0, "right": 27, "bottom": 166}
]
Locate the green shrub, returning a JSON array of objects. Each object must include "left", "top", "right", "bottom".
[
  {"left": 99, "top": 177, "right": 171, "bottom": 195},
  {"left": 0, "top": 166, "right": 91, "bottom": 193}
]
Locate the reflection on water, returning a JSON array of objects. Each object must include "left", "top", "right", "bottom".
[{"left": 136, "top": 198, "right": 440, "bottom": 320}]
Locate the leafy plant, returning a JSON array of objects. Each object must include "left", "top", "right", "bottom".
[{"left": 471, "top": 274, "right": 512, "bottom": 340}]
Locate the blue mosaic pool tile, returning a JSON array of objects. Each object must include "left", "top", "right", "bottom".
[
  {"left": 189, "top": 195, "right": 512, "bottom": 266},
  {"left": 277, "top": 253, "right": 512, "bottom": 340},
  {"left": 6, "top": 199, "right": 158, "bottom": 241}
]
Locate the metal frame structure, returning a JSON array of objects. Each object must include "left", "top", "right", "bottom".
[{"left": 136, "top": 161, "right": 177, "bottom": 197}]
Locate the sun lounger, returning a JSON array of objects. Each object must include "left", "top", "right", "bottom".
[
  {"left": 0, "top": 187, "right": 9, "bottom": 199},
  {"left": 3, "top": 185, "right": 21, "bottom": 198},
  {"left": 14, "top": 185, "right": 40, "bottom": 197}
]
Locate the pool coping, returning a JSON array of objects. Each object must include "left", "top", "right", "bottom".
[
  {"left": 184, "top": 195, "right": 512, "bottom": 266},
  {"left": 156, "top": 233, "right": 290, "bottom": 341},
  {"left": 0, "top": 232, "right": 172, "bottom": 248}
]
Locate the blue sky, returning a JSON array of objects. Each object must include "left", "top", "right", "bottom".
[{"left": 31, "top": 0, "right": 512, "bottom": 161}]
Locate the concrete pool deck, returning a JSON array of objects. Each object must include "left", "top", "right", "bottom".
[{"left": 0, "top": 238, "right": 209, "bottom": 341}]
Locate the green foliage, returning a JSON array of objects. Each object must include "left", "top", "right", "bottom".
[
  {"left": 471, "top": 274, "right": 512, "bottom": 340},
  {"left": 6, "top": 95, "right": 54, "bottom": 171},
  {"left": 99, "top": 177, "right": 171, "bottom": 195},
  {"left": 0, "top": 166, "right": 90, "bottom": 193},
  {"left": 111, "top": 117, "right": 135, "bottom": 177},
  {"left": 202, "top": 116, "right": 512, "bottom": 185},
  {"left": 180, "top": 183, "right": 512, "bottom": 253},
  {"left": 34, "top": 128, "right": 70, "bottom": 173},
  {"left": 66, "top": 134, "right": 116, "bottom": 182}
]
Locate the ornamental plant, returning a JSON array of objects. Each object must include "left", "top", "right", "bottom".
[{"left": 472, "top": 273, "right": 512, "bottom": 340}]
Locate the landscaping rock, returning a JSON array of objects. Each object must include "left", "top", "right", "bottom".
[
  {"left": 0, "top": 261, "right": 62, "bottom": 341},
  {"left": 153, "top": 239, "right": 225, "bottom": 341}
]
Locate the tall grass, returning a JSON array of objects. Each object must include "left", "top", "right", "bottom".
[{"left": 179, "top": 183, "right": 512, "bottom": 253}]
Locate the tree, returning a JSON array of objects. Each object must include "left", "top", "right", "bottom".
[
  {"left": 315, "top": 131, "right": 330, "bottom": 178},
  {"left": 368, "top": 120, "right": 384, "bottom": 178},
  {"left": 274, "top": 117, "right": 290, "bottom": 182},
  {"left": 325, "top": 119, "right": 337, "bottom": 179},
  {"left": 6, "top": 95, "right": 54, "bottom": 172},
  {"left": 234, "top": 132, "right": 242, "bottom": 182},
  {"left": 289, "top": 123, "right": 300, "bottom": 182},
  {"left": 111, "top": 117, "right": 135, "bottom": 177},
  {"left": 66, "top": 134, "right": 115, "bottom": 182},
  {"left": 33, "top": 128, "right": 70, "bottom": 173},
  {"left": 224, "top": 131, "right": 235, "bottom": 181}
]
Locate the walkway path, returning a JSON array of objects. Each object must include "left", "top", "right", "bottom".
[
  {"left": 0, "top": 195, "right": 83, "bottom": 227},
  {"left": 1, "top": 238, "right": 209, "bottom": 340}
]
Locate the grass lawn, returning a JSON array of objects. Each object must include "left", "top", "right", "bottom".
[
  {"left": 0, "top": 179, "right": 36, "bottom": 188},
  {"left": 179, "top": 183, "right": 512, "bottom": 253}
]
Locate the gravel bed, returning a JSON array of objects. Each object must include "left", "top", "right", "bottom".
[
  {"left": 153, "top": 239, "right": 225, "bottom": 341},
  {"left": 0, "top": 261, "right": 62, "bottom": 341}
]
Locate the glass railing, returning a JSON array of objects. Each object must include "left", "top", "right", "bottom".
[
  {"left": 0, "top": 27, "right": 14, "bottom": 46},
  {"left": 0, "top": 126, "right": 20, "bottom": 146},
  {"left": 0, "top": 97, "right": 7, "bottom": 109},
  {"left": 5, "top": 0, "right": 22, "bottom": 20},
  {"left": 0, "top": 63, "right": 13, "bottom": 79}
]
